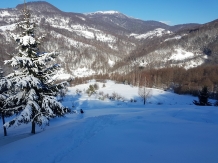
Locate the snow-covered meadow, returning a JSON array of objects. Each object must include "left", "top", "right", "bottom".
[{"left": 1, "top": 80, "right": 218, "bottom": 163}]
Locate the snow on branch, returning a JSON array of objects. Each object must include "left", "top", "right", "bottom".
[
  {"left": 42, "top": 95, "right": 69, "bottom": 116},
  {"left": 4, "top": 91, "right": 26, "bottom": 107},
  {"left": 9, "top": 75, "right": 42, "bottom": 90},
  {"left": 0, "top": 78, "right": 12, "bottom": 93},
  {"left": 4, "top": 102, "right": 34, "bottom": 128},
  {"left": 4, "top": 56, "right": 35, "bottom": 68},
  {"left": 20, "top": 35, "right": 36, "bottom": 46}
]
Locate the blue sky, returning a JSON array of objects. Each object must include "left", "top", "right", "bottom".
[{"left": 1, "top": 0, "right": 218, "bottom": 25}]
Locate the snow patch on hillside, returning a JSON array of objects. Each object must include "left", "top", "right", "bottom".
[
  {"left": 130, "top": 28, "right": 172, "bottom": 39},
  {"left": 86, "top": 11, "right": 120, "bottom": 15},
  {"left": 164, "top": 34, "right": 187, "bottom": 42},
  {"left": 52, "top": 69, "right": 73, "bottom": 80},
  {"left": 51, "top": 31, "right": 92, "bottom": 49},
  {"left": 77, "top": 30, "right": 94, "bottom": 39},
  {"left": 51, "top": 23, "right": 116, "bottom": 43},
  {"left": 108, "top": 59, "right": 115, "bottom": 67},
  {"left": 76, "top": 16, "right": 86, "bottom": 21},
  {"left": 108, "top": 44, "right": 118, "bottom": 50},
  {"left": 169, "top": 49, "right": 195, "bottom": 61},
  {"left": 73, "top": 67, "right": 96, "bottom": 77},
  {"left": 167, "top": 48, "right": 208, "bottom": 69},
  {"left": 0, "top": 10, "right": 10, "bottom": 16},
  {"left": 164, "top": 35, "right": 182, "bottom": 42},
  {"left": 135, "top": 48, "right": 207, "bottom": 71},
  {"left": 0, "top": 24, "right": 16, "bottom": 31},
  {"left": 184, "top": 59, "right": 205, "bottom": 69}
]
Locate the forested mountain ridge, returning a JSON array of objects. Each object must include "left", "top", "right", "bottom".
[{"left": 0, "top": 1, "right": 217, "bottom": 78}]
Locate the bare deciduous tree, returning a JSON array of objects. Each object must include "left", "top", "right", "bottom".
[{"left": 138, "top": 86, "right": 151, "bottom": 105}]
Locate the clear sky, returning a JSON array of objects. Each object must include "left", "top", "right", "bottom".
[{"left": 1, "top": 0, "right": 218, "bottom": 25}]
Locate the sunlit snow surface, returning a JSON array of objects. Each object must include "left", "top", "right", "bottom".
[
  {"left": 0, "top": 10, "right": 10, "bottom": 16},
  {"left": 130, "top": 28, "right": 171, "bottom": 39},
  {"left": 86, "top": 10, "right": 121, "bottom": 15},
  {"left": 167, "top": 48, "right": 207, "bottom": 69},
  {"left": 73, "top": 67, "right": 95, "bottom": 77},
  {"left": 169, "top": 49, "right": 195, "bottom": 60},
  {"left": 164, "top": 35, "right": 182, "bottom": 42},
  {"left": 52, "top": 68, "right": 73, "bottom": 80},
  {"left": 0, "top": 24, "right": 16, "bottom": 31},
  {"left": 1, "top": 80, "right": 218, "bottom": 163},
  {"left": 108, "top": 59, "right": 115, "bottom": 67}
]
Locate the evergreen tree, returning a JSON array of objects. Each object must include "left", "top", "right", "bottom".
[
  {"left": 193, "top": 86, "right": 212, "bottom": 106},
  {"left": 214, "top": 100, "right": 218, "bottom": 106},
  {"left": 0, "top": 67, "right": 12, "bottom": 136},
  {"left": 4, "top": 6, "right": 70, "bottom": 134},
  {"left": 86, "top": 84, "right": 96, "bottom": 97}
]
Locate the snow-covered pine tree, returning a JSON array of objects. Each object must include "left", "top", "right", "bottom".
[
  {"left": 193, "top": 86, "right": 212, "bottom": 106},
  {"left": 0, "top": 67, "right": 12, "bottom": 136},
  {"left": 4, "top": 6, "right": 70, "bottom": 134}
]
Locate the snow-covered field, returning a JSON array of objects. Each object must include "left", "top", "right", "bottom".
[{"left": 1, "top": 80, "right": 218, "bottom": 163}]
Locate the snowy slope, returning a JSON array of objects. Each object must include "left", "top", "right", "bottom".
[
  {"left": 86, "top": 10, "right": 121, "bottom": 15},
  {"left": 0, "top": 2, "right": 137, "bottom": 77},
  {"left": 130, "top": 28, "right": 172, "bottom": 40},
  {"left": 0, "top": 24, "right": 16, "bottom": 31},
  {"left": 125, "top": 47, "right": 208, "bottom": 71},
  {"left": 1, "top": 80, "right": 218, "bottom": 163}
]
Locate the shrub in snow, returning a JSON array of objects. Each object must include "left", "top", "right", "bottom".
[
  {"left": 93, "top": 83, "right": 99, "bottom": 90},
  {"left": 109, "top": 92, "right": 124, "bottom": 101},
  {"left": 76, "top": 89, "right": 82, "bottom": 96},
  {"left": 98, "top": 91, "right": 106, "bottom": 101},
  {"left": 86, "top": 84, "right": 96, "bottom": 97},
  {"left": 98, "top": 97, "right": 104, "bottom": 101},
  {"left": 214, "top": 100, "right": 218, "bottom": 106},
  {"left": 3, "top": 7, "right": 70, "bottom": 134},
  {"left": 98, "top": 91, "right": 104, "bottom": 96},
  {"left": 130, "top": 98, "right": 137, "bottom": 103},
  {"left": 103, "top": 93, "right": 110, "bottom": 100},
  {"left": 109, "top": 92, "right": 116, "bottom": 101}
]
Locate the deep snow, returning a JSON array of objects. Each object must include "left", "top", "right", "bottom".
[{"left": 0, "top": 80, "right": 218, "bottom": 163}]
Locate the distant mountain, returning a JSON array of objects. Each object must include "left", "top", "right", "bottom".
[
  {"left": 0, "top": 1, "right": 217, "bottom": 78},
  {"left": 85, "top": 10, "right": 170, "bottom": 34},
  {"left": 169, "top": 23, "right": 200, "bottom": 32},
  {"left": 116, "top": 19, "right": 218, "bottom": 72},
  {"left": 16, "top": 1, "right": 62, "bottom": 13}
]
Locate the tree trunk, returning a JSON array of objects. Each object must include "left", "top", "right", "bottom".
[
  {"left": 2, "top": 112, "right": 7, "bottom": 136},
  {"left": 31, "top": 121, "right": 36, "bottom": 134}
]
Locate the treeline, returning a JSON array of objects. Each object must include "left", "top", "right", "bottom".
[{"left": 71, "top": 65, "right": 218, "bottom": 99}]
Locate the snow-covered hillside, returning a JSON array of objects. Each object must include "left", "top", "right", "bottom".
[
  {"left": 1, "top": 80, "right": 218, "bottom": 163},
  {"left": 0, "top": 1, "right": 217, "bottom": 77},
  {"left": 0, "top": 24, "right": 16, "bottom": 31},
  {"left": 120, "top": 47, "right": 208, "bottom": 71},
  {"left": 130, "top": 28, "right": 172, "bottom": 40},
  {"left": 0, "top": 2, "right": 137, "bottom": 76},
  {"left": 86, "top": 10, "right": 121, "bottom": 15}
]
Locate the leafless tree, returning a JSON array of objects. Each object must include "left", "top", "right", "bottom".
[{"left": 138, "top": 86, "right": 151, "bottom": 105}]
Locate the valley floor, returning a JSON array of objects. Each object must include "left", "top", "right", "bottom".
[{"left": 0, "top": 81, "right": 218, "bottom": 163}]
